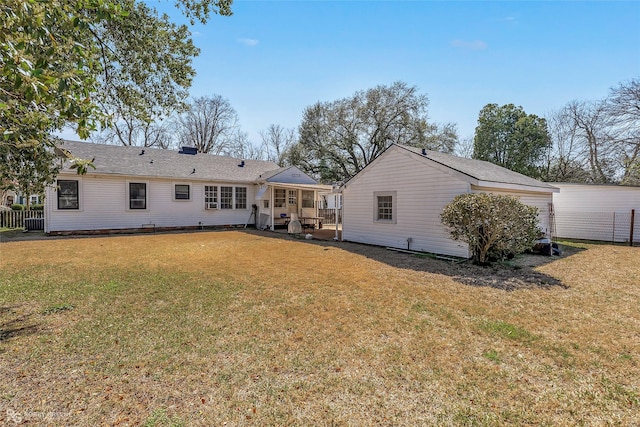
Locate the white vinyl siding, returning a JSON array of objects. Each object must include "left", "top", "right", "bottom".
[
  {"left": 551, "top": 183, "right": 640, "bottom": 242},
  {"left": 471, "top": 186, "right": 554, "bottom": 238},
  {"left": 45, "top": 176, "right": 258, "bottom": 233},
  {"left": 342, "top": 147, "right": 470, "bottom": 257}
]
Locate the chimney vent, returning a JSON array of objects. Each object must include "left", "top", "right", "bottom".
[{"left": 421, "top": 148, "right": 426, "bottom": 155}]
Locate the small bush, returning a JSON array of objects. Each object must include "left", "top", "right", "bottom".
[
  {"left": 441, "top": 193, "right": 541, "bottom": 265},
  {"left": 11, "top": 204, "right": 25, "bottom": 211},
  {"left": 30, "top": 204, "right": 44, "bottom": 211}
]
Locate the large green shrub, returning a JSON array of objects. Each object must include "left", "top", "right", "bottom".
[
  {"left": 30, "top": 204, "right": 44, "bottom": 211},
  {"left": 441, "top": 193, "right": 541, "bottom": 265},
  {"left": 11, "top": 204, "right": 25, "bottom": 211}
]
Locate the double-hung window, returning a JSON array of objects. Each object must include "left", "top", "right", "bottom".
[
  {"left": 302, "top": 190, "right": 314, "bottom": 208},
  {"left": 274, "top": 189, "right": 286, "bottom": 208},
  {"left": 235, "top": 187, "right": 247, "bottom": 209},
  {"left": 205, "top": 185, "right": 218, "bottom": 209},
  {"left": 57, "top": 180, "right": 79, "bottom": 210},
  {"left": 129, "top": 183, "right": 147, "bottom": 210},
  {"left": 220, "top": 186, "right": 233, "bottom": 209},
  {"left": 374, "top": 191, "right": 396, "bottom": 223},
  {"left": 174, "top": 184, "right": 190, "bottom": 200}
]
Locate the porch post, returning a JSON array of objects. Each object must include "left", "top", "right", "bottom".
[{"left": 270, "top": 185, "right": 275, "bottom": 231}]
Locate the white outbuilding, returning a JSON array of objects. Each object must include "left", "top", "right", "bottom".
[{"left": 340, "top": 144, "right": 559, "bottom": 258}]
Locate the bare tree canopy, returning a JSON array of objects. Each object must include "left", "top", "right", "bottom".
[
  {"left": 260, "top": 124, "right": 297, "bottom": 167},
  {"left": 541, "top": 78, "right": 640, "bottom": 184},
  {"left": 290, "top": 81, "right": 458, "bottom": 182},
  {"left": 177, "top": 95, "right": 239, "bottom": 154}
]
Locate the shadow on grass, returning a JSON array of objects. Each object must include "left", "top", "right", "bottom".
[
  {"left": 0, "top": 306, "right": 38, "bottom": 343},
  {"left": 246, "top": 230, "right": 578, "bottom": 291}
]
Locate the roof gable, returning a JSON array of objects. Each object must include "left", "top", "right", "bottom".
[
  {"left": 343, "top": 144, "right": 557, "bottom": 193},
  {"left": 263, "top": 166, "right": 318, "bottom": 185},
  {"left": 57, "top": 141, "right": 280, "bottom": 183},
  {"left": 397, "top": 145, "right": 558, "bottom": 192}
]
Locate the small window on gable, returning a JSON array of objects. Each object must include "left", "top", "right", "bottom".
[
  {"left": 374, "top": 191, "right": 396, "bottom": 223},
  {"left": 57, "top": 180, "right": 79, "bottom": 210},
  {"left": 175, "top": 184, "right": 190, "bottom": 200}
]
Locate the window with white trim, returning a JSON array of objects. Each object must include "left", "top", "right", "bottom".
[
  {"left": 235, "top": 187, "right": 247, "bottom": 209},
  {"left": 205, "top": 185, "right": 218, "bottom": 208},
  {"left": 374, "top": 191, "right": 396, "bottom": 223},
  {"left": 129, "top": 182, "right": 147, "bottom": 210},
  {"left": 274, "top": 189, "right": 286, "bottom": 208},
  {"left": 301, "top": 190, "right": 314, "bottom": 208},
  {"left": 174, "top": 184, "right": 190, "bottom": 200},
  {"left": 57, "top": 180, "right": 79, "bottom": 210},
  {"left": 288, "top": 189, "right": 297, "bottom": 205},
  {"left": 220, "top": 186, "right": 233, "bottom": 209}
]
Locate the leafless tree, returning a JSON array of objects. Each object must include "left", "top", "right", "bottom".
[
  {"left": 177, "top": 95, "right": 239, "bottom": 154},
  {"left": 260, "top": 124, "right": 296, "bottom": 166},
  {"left": 606, "top": 79, "right": 640, "bottom": 184}
]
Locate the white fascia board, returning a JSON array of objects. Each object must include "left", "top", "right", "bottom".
[{"left": 475, "top": 181, "right": 559, "bottom": 194}]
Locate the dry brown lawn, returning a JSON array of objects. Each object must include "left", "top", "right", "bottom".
[{"left": 0, "top": 230, "right": 638, "bottom": 426}]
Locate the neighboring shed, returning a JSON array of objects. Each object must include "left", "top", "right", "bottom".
[
  {"left": 551, "top": 183, "right": 640, "bottom": 243},
  {"left": 45, "top": 141, "right": 326, "bottom": 234},
  {"left": 340, "top": 144, "right": 559, "bottom": 258}
]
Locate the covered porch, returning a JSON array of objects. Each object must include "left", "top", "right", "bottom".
[{"left": 255, "top": 182, "right": 333, "bottom": 232}]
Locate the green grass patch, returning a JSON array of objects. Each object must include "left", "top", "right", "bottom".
[
  {"left": 479, "top": 319, "right": 538, "bottom": 343},
  {"left": 42, "top": 303, "right": 74, "bottom": 315},
  {"left": 482, "top": 349, "right": 501, "bottom": 363}
]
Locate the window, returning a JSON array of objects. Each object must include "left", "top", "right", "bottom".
[
  {"left": 129, "top": 182, "right": 147, "bottom": 209},
  {"left": 235, "top": 187, "right": 247, "bottom": 209},
  {"left": 288, "top": 189, "right": 297, "bottom": 205},
  {"left": 374, "top": 191, "right": 396, "bottom": 223},
  {"left": 174, "top": 184, "right": 190, "bottom": 200},
  {"left": 205, "top": 185, "right": 218, "bottom": 203},
  {"left": 302, "top": 190, "right": 314, "bottom": 208},
  {"left": 263, "top": 200, "right": 269, "bottom": 209},
  {"left": 29, "top": 195, "right": 40, "bottom": 205},
  {"left": 274, "top": 189, "right": 286, "bottom": 208},
  {"left": 220, "top": 186, "right": 233, "bottom": 209},
  {"left": 57, "top": 180, "right": 79, "bottom": 210}
]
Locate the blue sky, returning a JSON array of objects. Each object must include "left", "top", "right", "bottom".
[{"left": 87, "top": 1, "right": 640, "bottom": 145}]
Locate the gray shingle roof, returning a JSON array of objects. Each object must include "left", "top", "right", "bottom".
[
  {"left": 58, "top": 140, "right": 282, "bottom": 183},
  {"left": 398, "top": 144, "right": 557, "bottom": 190}
]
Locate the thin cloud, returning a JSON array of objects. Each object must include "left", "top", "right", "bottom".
[
  {"left": 238, "top": 38, "right": 259, "bottom": 47},
  {"left": 451, "top": 39, "right": 488, "bottom": 51}
]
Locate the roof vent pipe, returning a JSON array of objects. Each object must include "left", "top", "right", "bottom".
[
  {"left": 139, "top": 149, "right": 145, "bottom": 155},
  {"left": 421, "top": 148, "right": 426, "bottom": 155},
  {"left": 238, "top": 160, "right": 245, "bottom": 167}
]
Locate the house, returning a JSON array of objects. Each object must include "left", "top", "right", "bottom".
[
  {"left": 44, "top": 141, "right": 330, "bottom": 234},
  {"left": 340, "top": 144, "right": 559, "bottom": 258},
  {"left": 551, "top": 183, "right": 640, "bottom": 243}
]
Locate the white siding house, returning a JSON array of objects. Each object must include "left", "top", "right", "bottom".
[
  {"left": 551, "top": 183, "right": 640, "bottom": 243},
  {"left": 341, "top": 144, "right": 559, "bottom": 258},
  {"left": 45, "top": 141, "right": 327, "bottom": 234}
]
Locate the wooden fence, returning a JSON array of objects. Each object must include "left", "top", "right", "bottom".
[{"left": 0, "top": 210, "right": 45, "bottom": 229}]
